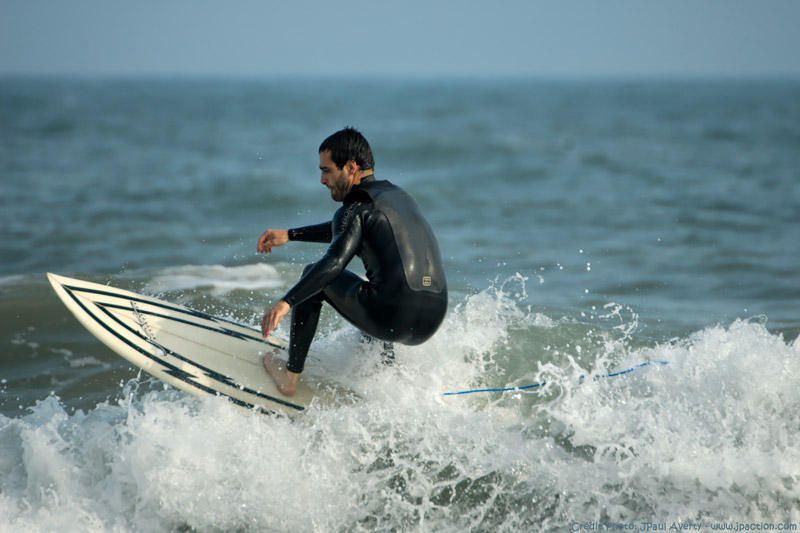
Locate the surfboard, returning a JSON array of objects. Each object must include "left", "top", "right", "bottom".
[{"left": 47, "top": 273, "right": 314, "bottom": 416}]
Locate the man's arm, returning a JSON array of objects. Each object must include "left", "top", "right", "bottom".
[
  {"left": 257, "top": 221, "right": 332, "bottom": 254},
  {"left": 287, "top": 222, "right": 333, "bottom": 243},
  {"left": 282, "top": 204, "right": 363, "bottom": 307}
]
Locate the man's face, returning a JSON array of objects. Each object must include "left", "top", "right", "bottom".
[{"left": 319, "top": 150, "right": 352, "bottom": 202}]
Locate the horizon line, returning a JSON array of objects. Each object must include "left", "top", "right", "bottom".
[{"left": 2, "top": 71, "right": 800, "bottom": 83}]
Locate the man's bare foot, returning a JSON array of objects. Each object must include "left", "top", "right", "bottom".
[{"left": 262, "top": 352, "right": 300, "bottom": 397}]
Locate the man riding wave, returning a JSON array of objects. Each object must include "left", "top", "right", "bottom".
[{"left": 257, "top": 127, "right": 447, "bottom": 396}]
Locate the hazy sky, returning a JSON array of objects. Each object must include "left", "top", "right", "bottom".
[{"left": 2, "top": 0, "right": 799, "bottom": 78}]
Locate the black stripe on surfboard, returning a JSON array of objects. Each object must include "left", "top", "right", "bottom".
[
  {"left": 61, "top": 281, "right": 304, "bottom": 411},
  {"left": 65, "top": 284, "right": 264, "bottom": 411},
  {"left": 64, "top": 285, "right": 304, "bottom": 412},
  {"left": 97, "top": 301, "right": 267, "bottom": 346},
  {"left": 95, "top": 303, "right": 240, "bottom": 389},
  {"left": 62, "top": 283, "right": 284, "bottom": 350},
  {"left": 61, "top": 283, "right": 304, "bottom": 413},
  {"left": 92, "top": 302, "right": 302, "bottom": 411}
]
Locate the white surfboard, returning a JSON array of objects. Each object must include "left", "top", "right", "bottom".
[{"left": 47, "top": 273, "right": 314, "bottom": 416}]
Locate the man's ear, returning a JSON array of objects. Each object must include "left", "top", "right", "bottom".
[{"left": 345, "top": 160, "right": 359, "bottom": 177}]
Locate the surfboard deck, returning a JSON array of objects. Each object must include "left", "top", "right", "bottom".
[{"left": 47, "top": 273, "right": 314, "bottom": 416}]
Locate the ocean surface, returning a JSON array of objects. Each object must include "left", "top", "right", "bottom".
[{"left": 1, "top": 77, "right": 799, "bottom": 531}]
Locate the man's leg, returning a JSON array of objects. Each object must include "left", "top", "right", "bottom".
[
  {"left": 264, "top": 266, "right": 397, "bottom": 395},
  {"left": 263, "top": 264, "right": 323, "bottom": 396},
  {"left": 287, "top": 290, "right": 324, "bottom": 373}
]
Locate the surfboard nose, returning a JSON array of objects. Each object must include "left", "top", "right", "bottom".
[
  {"left": 46, "top": 272, "right": 62, "bottom": 289},
  {"left": 47, "top": 272, "right": 75, "bottom": 288}
]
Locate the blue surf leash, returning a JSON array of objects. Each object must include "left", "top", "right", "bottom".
[{"left": 442, "top": 359, "right": 669, "bottom": 396}]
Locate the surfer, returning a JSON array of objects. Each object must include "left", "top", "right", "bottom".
[{"left": 256, "top": 127, "right": 448, "bottom": 396}]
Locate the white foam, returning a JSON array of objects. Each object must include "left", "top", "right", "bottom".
[
  {"left": 66, "top": 356, "right": 110, "bottom": 369},
  {"left": 535, "top": 318, "right": 800, "bottom": 521},
  {"left": 144, "top": 263, "right": 284, "bottom": 296},
  {"left": 2, "top": 280, "right": 799, "bottom": 530},
  {"left": 0, "top": 275, "right": 24, "bottom": 287}
]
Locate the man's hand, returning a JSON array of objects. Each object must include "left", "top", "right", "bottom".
[
  {"left": 257, "top": 229, "right": 289, "bottom": 254},
  {"left": 261, "top": 300, "right": 291, "bottom": 338}
]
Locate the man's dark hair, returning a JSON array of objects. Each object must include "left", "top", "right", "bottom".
[{"left": 319, "top": 127, "right": 374, "bottom": 170}]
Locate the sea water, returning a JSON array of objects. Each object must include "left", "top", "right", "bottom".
[{"left": 1, "top": 78, "right": 799, "bottom": 530}]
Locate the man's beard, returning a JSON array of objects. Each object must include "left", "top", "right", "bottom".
[{"left": 330, "top": 181, "right": 351, "bottom": 202}]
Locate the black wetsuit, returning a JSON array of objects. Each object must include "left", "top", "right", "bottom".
[{"left": 281, "top": 175, "right": 447, "bottom": 373}]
